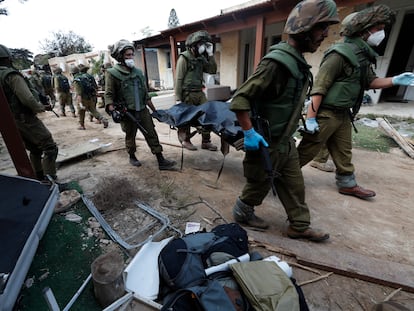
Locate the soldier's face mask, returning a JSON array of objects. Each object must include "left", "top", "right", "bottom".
[
  {"left": 197, "top": 43, "right": 206, "bottom": 55},
  {"left": 367, "top": 29, "right": 385, "bottom": 46},
  {"left": 124, "top": 59, "right": 135, "bottom": 68}
]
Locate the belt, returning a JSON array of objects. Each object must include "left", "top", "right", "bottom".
[{"left": 320, "top": 105, "right": 349, "bottom": 113}]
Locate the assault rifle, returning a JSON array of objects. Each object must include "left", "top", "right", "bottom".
[
  {"left": 39, "top": 93, "right": 59, "bottom": 118},
  {"left": 113, "top": 103, "right": 147, "bottom": 135},
  {"left": 251, "top": 106, "right": 279, "bottom": 196}
]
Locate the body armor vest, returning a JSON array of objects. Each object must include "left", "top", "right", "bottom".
[{"left": 107, "top": 65, "right": 147, "bottom": 111}]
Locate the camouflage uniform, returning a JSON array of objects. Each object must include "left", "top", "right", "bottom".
[
  {"left": 53, "top": 67, "right": 76, "bottom": 117},
  {"left": 72, "top": 65, "right": 108, "bottom": 129},
  {"left": 297, "top": 5, "right": 396, "bottom": 198},
  {"left": 0, "top": 45, "right": 58, "bottom": 180},
  {"left": 41, "top": 71, "right": 56, "bottom": 107},
  {"left": 105, "top": 39, "right": 176, "bottom": 170},
  {"left": 230, "top": 0, "right": 339, "bottom": 240},
  {"left": 175, "top": 30, "right": 218, "bottom": 151}
]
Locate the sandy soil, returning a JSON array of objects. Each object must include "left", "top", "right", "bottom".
[{"left": 1, "top": 104, "right": 414, "bottom": 310}]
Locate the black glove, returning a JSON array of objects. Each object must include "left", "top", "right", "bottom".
[{"left": 111, "top": 110, "right": 122, "bottom": 123}]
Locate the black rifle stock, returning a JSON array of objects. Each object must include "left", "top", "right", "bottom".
[
  {"left": 114, "top": 103, "right": 147, "bottom": 135},
  {"left": 251, "top": 113, "right": 278, "bottom": 196}
]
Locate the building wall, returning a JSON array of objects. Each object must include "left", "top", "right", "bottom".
[
  {"left": 48, "top": 50, "right": 111, "bottom": 79},
  {"left": 157, "top": 49, "right": 174, "bottom": 90},
  {"left": 220, "top": 31, "right": 240, "bottom": 90}
]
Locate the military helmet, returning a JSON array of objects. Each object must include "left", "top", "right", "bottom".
[
  {"left": 340, "top": 4, "right": 396, "bottom": 37},
  {"left": 109, "top": 39, "right": 134, "bottom": 62},
  {"left": 53, "top": 67, "right": 63, "bottom": 74},
  {"left": 185, "top": 30, "right": 212, "bottom": 47},
  {"left": 70, "top": 65, "right": 79, "bottom": 74},
  {"left": 340, "top": 12, "right": 358, "bottom": 35},
  {"left": 284, "top": 0, "right": 339, "bottom": 35},
  {"left": 78, "top": 63, "right": 89, "bottom": 73},
  {"left": 0, "top": 44, "right": 12, "bottom": 59}
]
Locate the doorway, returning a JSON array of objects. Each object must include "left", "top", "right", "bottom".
[{"left": 381, "top": 12, "right": 414, "bottom": 102}]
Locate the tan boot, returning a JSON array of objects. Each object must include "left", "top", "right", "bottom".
[
  {"left": 182, "top": 141, "right": 197, "bottom": 151},
  {"left": 232, "top": 198, "right": 269, "bottom": 229},
  {"left": 286, "top": 226, "right": 329, "bottom": 242},
  {"left": 310, "top": 160, "right": 335, "bottom": 172},
  {"left": 201, "top": 141, "right": 217, "bottom": 151}
]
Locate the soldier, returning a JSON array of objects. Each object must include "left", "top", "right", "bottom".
[
  {"left": 297, "top": 5, "right": 414, "bottom": 199},
  {"left": 0, "top": 44, "right": 58, "bottom": 181},
  {"left": 174, "top": 30, "right": 218, "bottom": 151},
  {"left": 53, "top": 67, "right": 76, "bottom": 117},
  {"left": 78, "top": 63, "right": 99, "bottom": 123},
  {"left": 105, "top": 39, "right": 177, "bottom": 171},
  {"left": 72, "top": 64, "right": 108, "bottom": 130},
  {"left": 97, "top": 62, "right": 112, "bottom": 108},
  {"left": 230, "top": 0, "right": 340, "bottom": 241},
  {"left": 41, "top": 69, "right": 56, "bottom": 108}
]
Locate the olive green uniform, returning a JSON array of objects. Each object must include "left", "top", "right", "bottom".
[
  {"left": 73, "top": 73, "right": 103, "bottom": 127},
  {"left": 297, "top": 37, "right": 377, "bottom": 188},
  {"left": 175, "top": 50, "right": 217, "bottom": 142},
  {"left": 105, "top": 64, "right": 163, "bottom": 156},
  {"left": 0, "top": 67, "right": 58, "bottom": 179},
  {"left": 230, "top": 42, "right": 312, "bottom": 231},
  {"left": 54, "top": 73, "right": 75, "bottom": 115}
]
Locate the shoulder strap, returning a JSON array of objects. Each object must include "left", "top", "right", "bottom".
[{"left": 325, "top": 43, "right": 360, "bottom": 68}]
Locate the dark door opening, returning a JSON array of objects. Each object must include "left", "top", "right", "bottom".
[{"left": 381, "top": 12, "right": 414, "bottom": 102}]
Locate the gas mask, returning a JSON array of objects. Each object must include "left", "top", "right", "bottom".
[
  {"left": 367, "top": 30, "right": 385, "bottom": 47},
  {"left": 197, "top": 44, "right": 206, "bottom": 55},
  {"left": 124, "top": 59, "right": 135, "bottom": 68}
]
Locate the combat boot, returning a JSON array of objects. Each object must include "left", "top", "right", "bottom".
[
  {"left": 129, "top": 154, "right": 142, "bottom": 167},
  {"left": 78, "top": 122, "right": 86, "bottom": 130},
  {"left": 286, "top": 226, "right": 329, "bottom": 242},
  {"left": 71, "top": 112, "right": 76, "bottom": 118},
  {"left": 232, "top": 197, "right": 269, "bottom": 229},
  {"left": 156, "top": 153, "right": 177, "bottom": 171},
  {"left": 101, "top": 118, "right": 109, "bottom": 128},
  {"left": 201, "top": 141, "right": 218, "bottom": 151},
  {"left": 201, "top": 134, "right": 217, "bottom": 151},
  {"left": 182, "top": 141, "right": 197, "bottom": 151}
]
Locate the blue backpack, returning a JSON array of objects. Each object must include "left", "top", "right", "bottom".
[{"left": 158, "top": 223, "right": 251, "bottom": 311}]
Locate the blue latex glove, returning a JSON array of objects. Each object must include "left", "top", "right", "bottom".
[
  {"left": 392, "top": 72, "right": 414, "bottom": 86},
  {"left": 243, "top": 128, "right": 269, "bottom": 150},
  {"left": 305, "top": 117, "right": 319, "bottom": 134}
]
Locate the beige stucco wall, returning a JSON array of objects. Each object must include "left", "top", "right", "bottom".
[
  {"left": 219, "top": 31, "right": 240, "bottom": 90},
  {"left": 305, "top": 6, "right": 355, "bottom": 77}
]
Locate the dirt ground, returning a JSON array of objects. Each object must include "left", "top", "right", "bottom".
[{"left": 2, "top": 103, "right": 414, "bottom": 310}]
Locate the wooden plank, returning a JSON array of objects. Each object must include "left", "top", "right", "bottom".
[
  {"left": 247, "top": 229, "right": 414, "bottom": 293},
  {"left": 0, "top": 87, "right": 36, "bottom": 178},
  {"left": 377, "top": 117, "right": 414, "bottom": 159}
]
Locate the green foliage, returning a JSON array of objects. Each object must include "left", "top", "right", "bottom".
[
  {"left": 352, "top": 124, "right": 398, "bottom": 152},
  {"left": 39, "top": 30, "right": 93, "bottom": 56},
  {"left": 89, "top": 53, "right": 105, "bottom": 76}
]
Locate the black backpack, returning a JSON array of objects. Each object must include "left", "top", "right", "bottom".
[
  {"left": 158, "top": 223, "right": 251, "bottom": 311},
  {"left": 57, "top": 74, "right": 70, "bottom": 92},
  {"left": 41, "top": 74, "right": 52, "bottom": 89}
]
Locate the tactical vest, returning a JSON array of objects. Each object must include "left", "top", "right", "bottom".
[
  {"left": 107, "top": 65, "right": 147, "bottom": 111},
  {"left": 322, "top": 41, "right": 372, "bottom": 109},
  {"left": 179, "top": 50, "right": 205, "bottom": 93},
  {"left": 0, "top": 66, "right": 38, "bottom": 116},
  {"left": 259, "top": 43, "right": 311, "bottom": 139}
]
